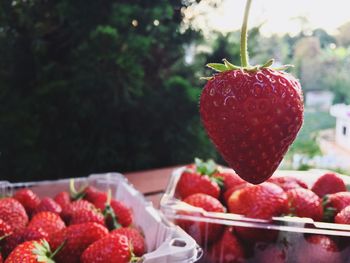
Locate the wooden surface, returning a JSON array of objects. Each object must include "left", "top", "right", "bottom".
[{"left": 124, "top": 165, "right": 183, "bottom": 207}]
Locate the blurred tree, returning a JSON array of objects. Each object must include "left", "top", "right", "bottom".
[
  {"left": 312, "top": 28, "right": 336, "bottom": 49},
  {"left": 336, "top": 21, "right": 350, "bottom": 47},
  {"left": 320, "top": 48, "right": 350, "bottom": 103},
  {"left": 293, "top": 37, "right": 323, "bottom": 91},
  {"left": 0, "top": 0, "right": 219, "bottom": 181}
]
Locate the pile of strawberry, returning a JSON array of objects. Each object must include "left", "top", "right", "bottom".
[
  {"left": 0, "top": 182, "right": 146, "bottom": 263},
  {"left": 174, "top": 158, "right": 350, "bottom": 263}
]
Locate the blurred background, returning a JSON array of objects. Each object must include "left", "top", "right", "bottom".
[{"left": 1, "top": 0, "right": 350, "bottom": 182}]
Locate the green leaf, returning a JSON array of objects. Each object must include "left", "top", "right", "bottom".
[
  {"left": 222, "top": 59, "right": 240, "bottom": 70},
  {"left": 206, "top": 63, "right": 229, "bottom": 72},
  {"left": 194, "top": 157, "right": 218, "bottom": 176},
  {"left": 261, "top": 58, "right": 274, "bottom": 68},
  {"left": 200, "top": 76, "right": 213, "bottom": 81}
]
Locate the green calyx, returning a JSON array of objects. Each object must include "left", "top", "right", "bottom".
[
  {"left": 103, "top": 189, "right": 122, "bottom": 230},
  {"left": 194, "top": 158, "right": 217, "bottom": 176},
  {"left": 194, "top": 158, "right": 224, "bottom": 188},
  {"left": 69, "top": 179, "right": 87, "bottom": 200},
  {"left": 322, "top": 195, "right": 336, "bottom": 222},
  {"left": 32, "top": 239, "right": 57, "bottom": 263},
  {"left": 202, "top": 0, "right": 293, "bottom": 80}
]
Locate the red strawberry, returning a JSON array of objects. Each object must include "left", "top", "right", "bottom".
[
  {"left": 178, "top": 193, "right": 225, "bottom": 246},
  {"left": 294, "top": 235, "right": 342, "bottom": 263},
  {"left": 29, "top": 212, "right": 66, "bottom": 238},
  {"left": 13, "top": 188, "right": 40, "bottom": 216},
  {"left": 228, "top": 182, "right": 287, "bottom": 219},
  {"left": 268, "top": 176, "right": 308, "bottom": 191},
  {"left": 2, "top": 227, "right": 48, "bottom": 257},
  {"left": 70, "top": 209, "right": 105, "bottom": 226},
  {"left": 111, "top": 227, "right": 146, "bottom": 256},
  {"left": 175, "top": 158, "right": 221, "bottom": 199},
  {"left": 0, "top": 219, "right": 12, "bottom": 238},
  {"left": 207, "top": 227, "right": 246, "bottom": 263},
  {"left": 62, "top": 199, "right": 95, "bottom": 223},
  {"left": 4, "top": 239, "right": 55, "bottom": 263},
  {"left": 323, "top": 192, "right": 350, "bottom": 221},
  {"left": 199, "top": 1, "right": 303, "bottom": 185},
  {"left": 215, "top": 169, "right": 246, "bottom": 191},
  {"left": 49, "top": 222, "right": 109, "bottom": 263},
  {"left": 254, "top": 243, "right": 287, "bottom": 263},
  {"left": 334, "top": 205, "right": 350, "bottom": 224},
  {"left": 81, "top": 233, "right": 134, "bottom": 263},
  {"left": 0, "top": 253, "right": 2, "bottom": 263},
  {"left": 83, "top": 186, "right": 107, "bottom": 205},
  {"left": 200, "top": 67, "right": 303, "bottom": 184},
  {"left": 94, "top": 198, "right": 133, "bottom": 228},
  {"left": 286, "top": 188, "right": 323, "bottom": 221},
  {"left": 223, "top": 182, "right": 250, "bottom": 205},
  {"left": 311, "top": 173, "right": 346, "bottom": 197},
  {"left": 33, "top": 197, "right": 62, "bottom": 215},
  {"left": 228, "top": 182, "right": 287, "bottom": 242},
  {"left": 54, "top": 191, "right": 71, "bottom": 209},
  {"left": 0, "top": 198, "right": 28, "bottom": 232}
]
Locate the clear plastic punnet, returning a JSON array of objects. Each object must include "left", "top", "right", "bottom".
[
  {"left": 160, "top": 167, "right": 350, "bottom": 263},
  {"left": 0, "top": 173, "right": 202, "bottom": 263}
]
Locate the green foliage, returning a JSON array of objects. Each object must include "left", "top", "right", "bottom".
[
  {"left": 286, "top": 111, "right": 336, "bottom": 158},
  {"left": 0, "top": 0, "right": 218, "bottom": 181}
]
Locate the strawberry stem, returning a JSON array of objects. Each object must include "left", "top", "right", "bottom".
[
  {"left": 240, "top": 0, "right": 252, "bottom": 67},
  {"left": 103, "top": 189, "right": 122, "bottom": 230}
]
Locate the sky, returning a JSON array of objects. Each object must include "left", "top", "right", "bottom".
[{"left": 185, "top": 0, "right": 350, "bottom": 36}]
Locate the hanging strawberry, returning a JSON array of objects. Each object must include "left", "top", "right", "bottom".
[{"left": 200, "top": 0, "right": 303, "bottom": 184}]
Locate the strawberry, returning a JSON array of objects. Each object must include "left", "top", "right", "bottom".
[
  {"left": 223, "top": 182, "right": 250, "bottom": 205},
  {"left": 294, "top": 235, "right": 342, "bottom": 263},
  {"left": 0, "top": 219, "right": 12, "bottom": 238},
  {"left": 83, "top": 186, "right": 107, "bottom": 205},
  {"left": 2, "top": 227, "right": 48, "bottom": 257},
  {"left": 0, "top": 253, "right": 2, "bottom": 263},
  {"left": 49, "top": 222, "right": 109, "bottom": 263},
  {"left": 334, "top": 205, "right": 350, "bottom": 224},
  {"left": 94, "top": 198, "right": 133, "bottom": 228},
  {"left": 254, "top": 243, "right": 287, "bottom": 263},
  {"left": 228, "top": 182, "right": 287, "bottom": 242},
  {"left": 200, "top": 68, "right": 303, "bottom": 185},
  {"left": 215, "top": 169, "right": 246, "bottom": 191},
  {"left": 62, "top": 199, "right": 95, "bottom": 223},
  {"left": 54, "top": 191, "right": 71, "bottom": 209},
  {"left": 311, "top": 173, "right": 346, "bottom": 198},
  {"left": 111, "top": 227, "right": 146, "bottom": 256},
  {"left": 81, "top": 233, "right": 134, "bottom": 263},
  {"left": 0, "top": 198, "right": 28, "bottom": 232},
  {"left": 70, "top": 208, "right": 105, "bottom": 226},
  {"left": 13, "top": 188, "right": 40, "bottom": 216},
  {"left": 4, "top": 239, "right": 55, "bottom": 263},
  {"left": 268, "top": 176, "right": 308, "bottom": 191},
  {"left": 199, "top": 0, "right": 303, "bottom": 185},
  {"left": 175, "top": 158, "right": 221, "bottom": 199},
  {"left": 286, "top": 188, "right": 323, "bottom": 221},
  {"left": 33, "top": 197, "right": 62, "bottom": 215},
  {"left": 207, "top": 227, "right": 246, "bottom": 263},
  {"left": 228, "top": 182, "right": 287, "bottom": 219},
  {"left": 323, "top": 192, "right": 350, "bottom": 221},
  {"left": 178, "top": 193, "right": 225, "bottom": 246},
  {"left": 29, "top": 212, "right": 66, "bottom": 238}
]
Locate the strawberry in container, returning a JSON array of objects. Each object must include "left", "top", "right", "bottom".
[
  {"left": 0, "top": 173, "right": 201, "bottom": 262},
  {"left": 161, "top": 159, "right": 350, "bottom": 263}
]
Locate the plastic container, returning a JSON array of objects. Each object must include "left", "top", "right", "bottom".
[
  {"left": 161, "top": 168, "right": 350, "bottom": 263},
  {"left": 0, "top": 173, "right": 202, "bottom": 263}
]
